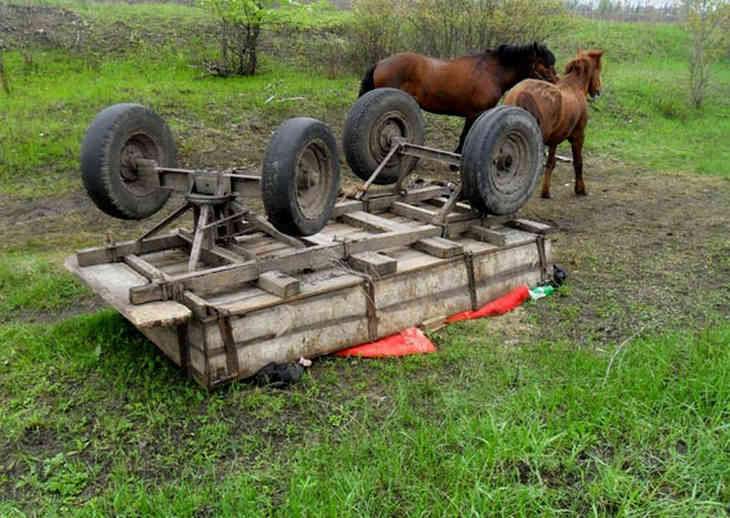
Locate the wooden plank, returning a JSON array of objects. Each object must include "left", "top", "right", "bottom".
[
  {"left": 507, "top": 218, "right": 553, "bottom": 235},
  {"left": 252, "top": 241, "right": 294, "bottom": 257},
  {"left": 124, "top": 254, "right": 167, "bottom": 281},
  {"left": 348, "top": 252, "right": 397, "bottom": 276},
  {"left": 227, "top": 243, "right": 256, "bottom": 261},
  {"left": 213, "top": 272, "right": 364, "bottom": 316},
  {"left": 76, "top": 233, "right": 186, "bottom": 267},
  {"left": 427, "top": 196, "right": 474, "bottom": 212},
  {"left": 332, "top": 199, "right": 365, "bottom": 217},
  {"left": 391, "top": 201, "right": 438, "bottom": 223},
  {"left": 442, "top": 216, "right": 483, "bottom": 238},
  {"left": 421, "top": 315, "right": 446, "bottom": 332},
  {"left": 400, "top": 184, "right": 452, "bottom": 203},
  {"left": 65, "top": 255, "right": 191, "bottom": 328},
  {"left": 341, "top": 211, "right": 412, "bottom": 233},
  {"left": 251, "top": 215, "right": 305, "bottom": 249},
  {"left": 413, "top": 237, "right": 464, "bottom": 258},
  {"left": 234, "top": 232, "right": 266, "bottom": 244},
  {"left": 348, "top": 225, "right": 441, "bottom": 255},
  {"left": 257, "top": 271, "right": 300, "bottom": 298},
  {"left": 468, "top": 225, "right": 518, "bottom": 246},
  {"left": 301, "top": 233, "right": 333, "bottom": 246}
]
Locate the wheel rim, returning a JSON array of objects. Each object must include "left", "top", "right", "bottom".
[
  {"left": 119, "top": 133, "right": 161, "bottom": 196},
  {"left": 295, "top": 138, "right": 335, "bottom": 220},
  {"left": 369, "top": 110, "right": 408, "bottom": 168},
  {"left": 489, "top": 127, "right": 533, "bottom": 197}
]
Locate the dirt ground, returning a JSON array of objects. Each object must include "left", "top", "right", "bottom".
[{"left": 2, "top": 137, "right": 729, "bottom": 346}]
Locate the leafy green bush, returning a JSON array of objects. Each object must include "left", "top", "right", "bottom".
[
  {"left": 348, "top": 0, "right": 407, "bottom": 70},
  {"left": 349, "top": 0, "right": 569, "bottom": 69}
]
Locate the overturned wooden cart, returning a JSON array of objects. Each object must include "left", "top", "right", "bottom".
[{"left": 66, "top": 90, "right": 553, "bottom": 389}]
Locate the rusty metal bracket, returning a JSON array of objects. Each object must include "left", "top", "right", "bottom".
[
  {"left": 216, "top": 311, "right": 240, "bottom": 379},
  {"left": 363, "top": 277, "right": 378, "bottom": 342},
  {"left": 536, "top": 235, "right": 549, "bottom": 282},
  {"left": 355, "top": 141, "right": 403, "bottom": 200},
  {"left": 463, "top": 251, "right": 478, "bottom": 310}
]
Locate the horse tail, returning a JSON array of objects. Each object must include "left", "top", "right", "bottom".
[{"left": 359, "top": 64, "right": 376, "bottom": 97}]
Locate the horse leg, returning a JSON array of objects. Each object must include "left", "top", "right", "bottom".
[
  {"left": 541, "top": 145, "right": 557, "bottom": 199},
  {"left": 456, "top": 116, "right": 477, "bottom": 155},
  {"left": 449, "top": 116, "right": 477, "bottom": 171},
  {"left": 570, "top": 134, "right": 587, "bottom": 196}
]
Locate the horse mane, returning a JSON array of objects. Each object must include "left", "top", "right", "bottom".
[
  {"left": 564, "top": 50, "right": 603, "bottom": 75},
  {"left": 479, "top": 42, "right": 555, "bottom": 67}
]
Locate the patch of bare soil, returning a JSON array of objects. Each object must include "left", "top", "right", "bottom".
[
  {"left": 0, "top": 4, "right": 87, "bottom": 51},
  {"left": 0, "top": 2, "right": 212, "bottom": 59},
  {"left": 518, "top": 159, "right": 730, "bottom": 346}
]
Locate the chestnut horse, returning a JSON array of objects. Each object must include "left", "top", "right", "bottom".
[
  {"left": 359, "top": 42, "right": 558, "bottom": 153},
  {"left": 504, "top": 49, "right": 604, "bottom": 198}
]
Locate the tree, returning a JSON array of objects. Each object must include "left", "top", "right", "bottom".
[
  {"left": 0, "top": 48, "right": 9, "bottom": 95},
  {"left": 199, "top": 0, "right": 301, "bottom": 76},
  {"left": 683, "top": 0, "right": 730, "bottom": 108}
]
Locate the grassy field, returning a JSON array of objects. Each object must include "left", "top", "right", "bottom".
[{"left": 1, "top": 1, "right": 729, "bottom": 515}]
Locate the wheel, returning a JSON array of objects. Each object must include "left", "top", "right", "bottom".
[
  {"left": 80, "top": 104, "right": 176, "bottom": 220},
  {"left": 343, "top": 87, "right": 425, "bottom": 185},
  {"left": 460, "top": 106, "right": 543, "bottom": 215},
  {"left": 262, "top": 117, "right": 340, "bottom": 237}
]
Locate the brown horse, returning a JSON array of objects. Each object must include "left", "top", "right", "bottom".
[
  {"left": 504, "top": 49, "right": 604, "bottom": 198},
  {"left": 359, "top": 42, "right": 558, "bottom": 153}
]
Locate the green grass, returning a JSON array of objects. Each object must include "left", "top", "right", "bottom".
[
  {"left": 551, "top": 17, "right": 689, "bottom": 63},
  {"left": 0, "top": 253, "right": 91, "bottom": 319},
  {"left": 0, "top": 49, "right": 356, "bottom": 195},
  {"left": 585, "top": 59, "right": 730, "bottom": 175},
  {"left": 1, "top": 312, "right": 728, "bottom": 515}
]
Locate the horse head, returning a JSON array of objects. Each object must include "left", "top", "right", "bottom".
[
  {"left": 532, "top": 42, "right": 558, "bottom": 83},
  {"left": 565, "top": 49, "right": 604, "bottom": 98},
  {"left": 493, "top": 42, "right": 557, "bottom": 83}
]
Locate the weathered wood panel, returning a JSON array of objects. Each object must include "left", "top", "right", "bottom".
[
  {"left": 204, "top": 284, "right": 367, "bottom": 350},
  {"left": 68, "top": 205, "right": 554, "bottom": 389},
  {"left": 65, "top": 255, "right": 191, "bottom": 328}
]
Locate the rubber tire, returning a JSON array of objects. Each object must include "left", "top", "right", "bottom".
[
  {"left": 460, "top": 106, "right": 543, "bottom": 215},
  {"left": 262, "top": 117, "right": 340, "bottom": 237},
  {"left": 81, "top": 103, "right": 176, "bottom": 220},
  {"left": 343, "top": 88, "right": 425, "bottom": 185}
]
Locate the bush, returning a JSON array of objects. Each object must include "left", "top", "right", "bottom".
[
  {"left": 349, "top": 0, "right": 569, "bottom": 69},
  {"left": 348, "top": 0, "right": 407, "bottom": 70}
]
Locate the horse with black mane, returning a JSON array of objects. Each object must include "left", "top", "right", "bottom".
[{"left": 358, "top": 42, "right": 558, "bottom": 153}]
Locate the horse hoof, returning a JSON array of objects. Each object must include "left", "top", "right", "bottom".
[
  {"left": 541, "top": 192, "right": 551, "bottom": 199},
  {"left": 449, "top": 164, "right": 459, "bottom": 172},
  {"left": 575, "top": 189, "right": 587, "bottom": 196}
]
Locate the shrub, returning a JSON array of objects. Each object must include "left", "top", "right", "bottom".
[
  {"left": 348, "top": 0, "right": 407, "bottom": 70},
  {"left": 350, "top": 0, "right": 569, "bottom": 68}
]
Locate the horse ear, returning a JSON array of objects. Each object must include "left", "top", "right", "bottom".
[
  {"left": 565, "top": 58, "right": 585, "bottom": 75},
  {"left": 588, "top": 49, "right": 604, "bottom": 66}
]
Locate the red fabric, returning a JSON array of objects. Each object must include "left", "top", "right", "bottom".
[
  {"left": 335, "top": 327, "right": 437, "bottom": 358},
  {"left": 446, "top": 285, "right": 530, "bottom": 323}
]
